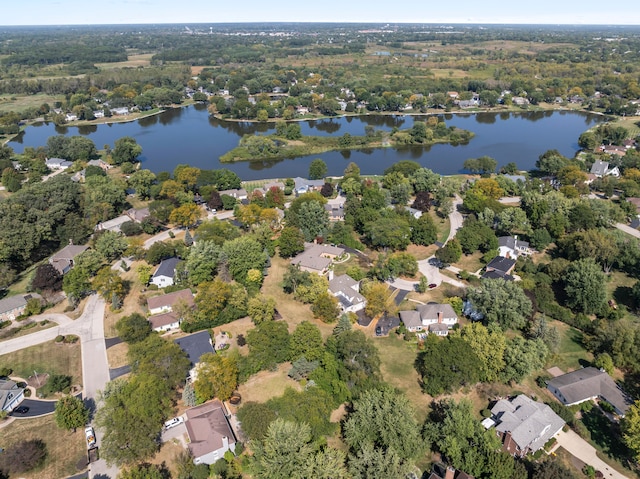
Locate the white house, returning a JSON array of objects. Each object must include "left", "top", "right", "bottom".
[
  {"left": 497, "top": 236, "right": 532, "bottom": 259},
  {"left": 150, "top": 257, "right": 181, "bottom": 288},
  {"left": 95, "top": 215, "right": 131, "bottom": 233},
  {"left": 590, "top": 160, "right": 620, "bottom": 178},
  {"left": 186, "top": 400, "right": 236, "bottom": 465},
  {"left": 147, "top": 288, "right": 195, "bottom": 315},
  {"left": 290, "top": 243, "right": 345, "bottom": 279},
  {"left": 46, "top": 158, "right": 73, "bottom": 170},
  {"left": 0, "top": 379, "right": 25, "bottom": 412},
  {"left": 328, "top": 274, "right": 366, "bottom": 313},
  {"left": 399, "top": 303, "right": 458, "bottom": 335}
]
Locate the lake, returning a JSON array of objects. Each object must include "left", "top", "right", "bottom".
[{"left": 9, "top": 106, "right": 604, "bottom": 180}]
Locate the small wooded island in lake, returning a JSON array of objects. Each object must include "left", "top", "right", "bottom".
[{"left": 219, "top": 118, "right": 473, "bottom": 162}]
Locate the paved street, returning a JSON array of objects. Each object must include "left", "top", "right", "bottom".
[{"left": 555, "top": 429, "right": 627, "bottom": 479}]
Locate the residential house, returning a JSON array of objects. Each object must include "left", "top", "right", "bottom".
[
  {"left": 404, "top": 206, "right": 423, "bottom": 219},
  {"left": 49, "top": 243, "right": 89, "bottom": 275},
  {"left": 87, "top": 159, "right": 112, "bottom": 171},
  {"left": 150, "top": 257, "right": 181, "bottom": 288},
  {"left": 147, "top": 288, "right": 195, "bottom": 315},
  {"left": 328, "top": 274, "right": 366, "bottom": 313},
  {"left": 174, "top": 331, "right": 215, "bottom": 381},
  {"left": 95, "top": 215, "right": 131, "bottom": 233},
  {"left": 148, "top": 312, "right": 181, "bottom": 332},
  {"left": 428, "top": 465, "right": 475, "bottom": 479},
  {"left": 0, "top": 379, "right": 25, "bottom": 412},
  {"left": 65, "top": 113, "right": 78, "bottom": 122},
  {"left": 218, "top": 189, "right": 248, "bottom": 201},
  {"left": 293, "top": 177, "right": 324, "bottom": 195},
  {"left": 483, "top": 256, "right": 516, "bottom": 280},
  {"left": 325, "top": 195, "right": 346, "bottom": 221},
  {"left": 512, "top": 96, "right": 529, "bottom": 106},
  {"left": 126, "top": 207, "right": 150, "bottom": 223},
  {"left": 599, "top": 145, "right": 627, "bottom": 158},
  {"left": 185, "top": 400, "right": 237, "bottom": 465},
  {"left": 590, "top": 160, "right": 620, "bottom": 178},
  {"left": 486, "top": 394, "right": 565, "bottom": 457},
  {"left": 0, "top": 293, "right": 43, "bottom": 322},
  {"left": 502, "top": 174, "right": 527, "bottom": 184},
  {"left": 111, "top": 107, "right": 129, "bottom": 116},
  {"left": 290, "top": 243, "right": 345, "bottom": 279},
  {"left": 497, "top": 236, "right": 532, "bottom": 259},
  {"left": 547, "top": 367, "right": 631, "bottom": 416},
  {"left": 45, "top": 158, "right": 73, "bottom": 170},
  {"left": 399, "top": 303, "right": 458, "bottom": 335},
  {"left": 93, "top": 110, "right": 105, "bottom": 119}
]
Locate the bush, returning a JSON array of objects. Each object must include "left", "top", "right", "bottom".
[
  {"left": 0, "top": 439, "right": 47, "bottom": 474},
  {"left": 63, "top": 335, "right": 79, "bottom": 343},
  {"left": 237, "top": 334, "right": 246, "bottom": 347},
  {"left": 55, "top": 335, "right": 65, "bottom": 343},
  {"left": 481, "top": 408, "right": 491, "bottom": 418},
  {"left": 536, "top": 374, "right": 550, "bottom": 388},
  {"left": 40, "top": 374, "right": 72, "bottom": 396}
]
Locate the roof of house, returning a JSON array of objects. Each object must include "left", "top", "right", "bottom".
[
  {"left": 152, "top": 257, "right": 181, "bottom": 279},
  {"left": 627, "top": 197, "right": 640, "bottom": 213},
  {"left": 498, "top": 236, "right": 529, "bottom": 250},
  {"left": 49, "top": 244, "right": 89, "bottom": 274},
  {"left": 147, "top": 288, "right": 195, "bottom": 312},
  {"left": 329, "top": 274, "right": 359, "bottom": 295},
  {"left": 399, "top": 310, "right": 422, "bottom": 330},
  {"left": 0, "top": 294, "right": 29, "bottom": 314},
  {"left": 0, "top": 379, "right": 23, "bottom": 411},
  {"left": 294, "top": 177, "right": 325, "bottom": 190},
  {"left": 481, "top": 270, "right": 515, "bottom": 281},
  {"left": 185, "top": 400, "right": 236, "bottom": 459},
  {"left": 429, "top": 323, "right": 450, "bottom": 332},
  {"left": 148, "top": 311, "right": 180, "bottom": 330},
  {"left": 174, "top": 331, "right": 215, "bottom": 366},
  {"left": 96, "top": 215, "right": 131, "bottom": 232},
  {"left": 491, "top": 394, "right": 565, "bottom": 452},
  {"left": 485, "top": 256, "right": 516, "bottom": 274},
  {"left": 290, "top": 244, "right": 345, "bottom": 272},
  {"left": 502, "top": 174, "right": 527, "bottom": 183},
  {"left": 590, "top": 160, "right": 610, "bottom": 176},
  {"left": 547, "top": 367, "right": 631, "bottom": 414},
  {"left": 126, "top": 207, "right": 150, "bottom": 222},
  {"left": 416, "top": 303, "right": 458, "bottom": 321}
]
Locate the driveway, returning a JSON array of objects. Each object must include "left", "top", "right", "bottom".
[
  {"left": 446, "top": 195, "right": 464, "bottom": 244},
  {"left": 161, "top": 422, "right": 187, "bottom": 447},
  {"left": 555, "top": 429, "right": 628, "bottom": 479},
  {"left": 616, "top": 223, "right": 640, "bottom": 240},
  {"left": 10, "top": 392, "right": 83, "bottom": 418}
]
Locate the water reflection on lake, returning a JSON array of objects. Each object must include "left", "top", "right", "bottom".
[{"left": 9, "top": 106, "right": 605, "bottom": 180}]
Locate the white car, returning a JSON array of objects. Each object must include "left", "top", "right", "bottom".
[{"left": 164, "top": 417, "right": 184, "bottom": 429}]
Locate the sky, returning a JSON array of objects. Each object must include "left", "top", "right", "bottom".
[{"left": 3, "top": 0, "right": 640, "bottom": 26}]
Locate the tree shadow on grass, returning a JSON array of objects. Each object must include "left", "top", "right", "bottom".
[
  {"left": 580, "top": 407, "right": 632, "bottom": 465},
  {"left": 613, "top": 286, "right": 635, "bottom": 310}
]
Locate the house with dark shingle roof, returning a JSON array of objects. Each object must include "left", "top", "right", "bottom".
[
  {"left": 547, "top": 367, "right": 631, "bottom": 416},
  {"left": 484, "top": 256, "right": 516, "bottom": 278},
  {"left": 174, "top": 331, "right": 215, "bottom": 381},
  {"left": 49, "top": 243, "right": 89, "bottom": 275},
  {"left": 498, "top": 236, "right": 532, "bottom": 259},
  {"left": 150, "top": 257, "right": 181, "bottom": 287},
  {"left": 487, "top": 394, "right": 565, "bottom": 457},
  {"left": 185, "top": 400, "right": 236, "bottom": 465}
]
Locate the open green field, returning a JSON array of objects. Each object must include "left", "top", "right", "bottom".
[
  {"left": 0, "top": 93, "right": 63, "bottom": 114},
  {"left": 0, "top": 340, "right": 82, "bottom": 388},
  {"left": 0, "top": 415, "right": 87, "bottom": 479},
  {"left": 547, "top": 320, "right": 592, "bottom": 372}
]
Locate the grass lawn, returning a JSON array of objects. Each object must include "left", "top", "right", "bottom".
[
  {"left": 236, "top": 363, "right": 301, "bottom": 404},
  {"left": 105, "top": 341, "right": 129, "bottom": 369},
  {"left": 261, "top": 256, "right": 334, "bottom": 338},
  {"left": 452, "top": 251, "right": 484, "bottom": 275},
  {"left": 148, "top": 440, "right": 186, "bottom": 478},
  {"left": 0, "top": 320, "right": 56, "bottom": 341},
  {"left": 104, "top": 261, "right": 146, "bottom": 338},
  {"left": 0, "top": 93, "right": 64, "bottom": 114},
  {"left": 547, "top": 320, "right": 592, "bottom": 372},
  {"left": 580, "top": 407, "right": 639, "bottom": 478},
  {"left": 374, "top": 335, "right": 432, "bottom": 423},
  {"left": 0, "top": 415, "right": 87, "bottom": 479},
  {"left": 0, "top": 340, "right": 82, "bottom": 388},
  {"left": 608, "top": 271, "right": 637, "bottom": 312}
]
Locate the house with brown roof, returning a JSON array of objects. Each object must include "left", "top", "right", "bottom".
[
  {"left": 49, "top": 242, "right": 89, "bottom": 275},
  {"left": 185, "top": 400, "right": 237, "bottom": 465},
  {"left": 126, "top": 207, "right": 150, "bottom": 223},
  {"left": 428, "top": 465, "right": 474, "bottom": 479},
  {"left": 547, "top": 367, "right": 631, "bottom": 416},
  {"left": 147, "top": 289, "right": 195, "bottom": 315}
]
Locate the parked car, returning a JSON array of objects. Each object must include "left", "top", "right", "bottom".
[
  {"left": 164, "top": 417, "right": 184, "bottom": 429},
  {"left": 429, "top": 283, "right": 437, "bottom": 289},
  {"left": 14, "top": 406, "right": 29, "bottom": 414},
  {"left": 375, "top": 326, "right": 382, "bottom": 336}
]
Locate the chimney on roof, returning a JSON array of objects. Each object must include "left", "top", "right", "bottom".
[
  {"left": 69, "top": 238, "right": 73, "bottom": 245},
  {"left": 445, "top": 466, "right": 456, "bottom": 479},
  {"left": 222, "top": 436, "right": 229, "bottom": 451},
  {"left": 438, "top": 311, "right": 443, "bottom": 324}
]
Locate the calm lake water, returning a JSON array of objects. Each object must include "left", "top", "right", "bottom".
[{"left": 9, "top": 106, "right": 604, "bottom": 180}]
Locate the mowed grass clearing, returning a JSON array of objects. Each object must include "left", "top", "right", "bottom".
[
  {"left": 547, "top": 320, "right": 592, "bottom": 372},
  {"left": 0, "top": 415, "right": 87, "bottom": 479},
  {"left": 0, "top": 340, "right": 82, "bottom": 387},
  {"left": 0, "top": 93, "right": 63, "bottom": 114},
  {"left": 236, "top": 363, "right": 301, "bottom": 404}
]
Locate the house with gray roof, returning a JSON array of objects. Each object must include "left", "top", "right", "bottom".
[
  {"left": 290, "top": 243, "right": 345, "bottom": 279},
  {"left": 590, "top": 160, "right": 620, "bottom": 178},
  {"left": 498, "top": 236, "right": 532, "bottom": 259},
  {"left": 174, "top": 331, "right": 215, "bottom": 381},
  {"left": 0, "top": 379, "right": 25, "bottom": 412},
  {"left": 49, "top": 243, "right": 89, "bottom": 275},
  {"left": 487, "top": 394, "right": 565, "bottom": 457},
  {"left": 150, "top": 257, "right": 181, "bottom": 288},
  {"left": 95, "top": 215, "right": 131, "bottom": 233},
  {"left": 328, "top": 274, "right": 366, "bottom": 313},
  {"left": 45, "top": 157, "right": 73, "bottom": 170},
  {"left": 484, "top": 256, "right": 516, "bottom": 278},
  {"left": 547, "top": 367, "right": 631, "bottom": 416},
  {"left": 218, "top": 189, "right": 248, "bottom": 200},
  {"left": 185, "top": 400, "right": 236, "bottom": 465},
  {"left": 293, "top": 177, "right": 324, "bottom": 195},
  {"left": 0, "top": 293, "right": 43, "bottom": 322},
  {"left": 147, "top": 288, "right": 194, "bottom": 315},
  {"left": 399, "top": 303, "right": 458, "bottom": 335}
]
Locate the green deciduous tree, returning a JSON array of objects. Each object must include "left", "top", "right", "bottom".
[
  {"left": 564, "top": 258, "right": 607, "bottom": 314},
  {"left": 278, "top": 226, "right": 305, "bottom": 259},
  {"left": 290, "top": 321, "right": 324, "bottom": 362},
  {"left": 309, "top": 159, "right": 328, "bottom": 180},
  {"left": 116, "top": 313, "right": 151, "bottom": 343},
  {"left": 501, "top": 336, "right": 548, "bottom": 384},
  {"left": 95, "top": 230, "right": 128, "bottom": 261},
  {"left": 93, "top": 267, "right": 125, "bottom": 303},
  {"left": 435, "top": 238, "right": 462, "bottom": 264},
  {"left": 112, "top": 136, "right": 142, "bottom": 165},
  {"left": 54, "top": 395, "right": 89, "bottom": 431},
  {"left": 248, "top": 295, "right": 277, "bottom": 324},
  {"left": 185, "top": 240, "right": 221, "bottom": 285},
  {"left": 467, "top": 278, "right": 532, "bottom": 330},
  {"left": 194, "top": 352, "right": 239, "bottom": 402},
  {"left": 222, "top": 236, "right": 267, "bottom": 285},
  {"left": 169, "top": 203, "right": 202, "bottom": 228},
  {"left": 456, "top": 322, "right": 506, "bottom": 382},
  {"left": 311, "top": 293, "right": 340, "bottom": 323},
  {"left": 622, "top": 400, "right": 640, "bottom": 462},
  {"left": 247, "top": 321, "right": 291, "bottom": 371}
]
